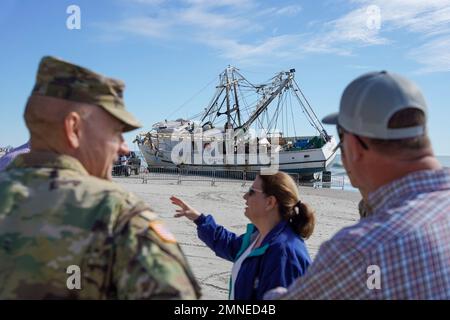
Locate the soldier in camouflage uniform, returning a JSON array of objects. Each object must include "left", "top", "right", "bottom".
[{"left": 0, "top": 56, "right": 201, "bottom": 299}]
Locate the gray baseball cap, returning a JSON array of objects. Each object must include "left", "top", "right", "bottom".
[{"left": 322, "top": 71, "right": 427, "bottom": 139}]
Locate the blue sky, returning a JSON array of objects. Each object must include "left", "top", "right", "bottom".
[{"left": 1, "top": 0, "right": 450, "bottom": 155}]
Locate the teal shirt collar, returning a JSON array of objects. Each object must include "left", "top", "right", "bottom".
[{"left": 234, "top": 224, "right": 269, "bottom": 261}]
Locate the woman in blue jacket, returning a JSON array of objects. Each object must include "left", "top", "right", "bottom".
[{"left": 170, "top": 172, "right": 315, "bottom": 300}]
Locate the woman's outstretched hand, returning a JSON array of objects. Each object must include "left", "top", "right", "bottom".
[{"left": 170, "top": 196, "right": 201, "bottom": 221}]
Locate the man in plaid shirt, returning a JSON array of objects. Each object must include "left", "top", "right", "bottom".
[{"left": 265, "top": 71, "right": 450, "bottom": 299}]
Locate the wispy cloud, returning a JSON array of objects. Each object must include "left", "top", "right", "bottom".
[
  {"left": 112, "top": 0, "right": 259, "bottom": 39},
  {"left": 199, "top": 34, "right": 304, "bottom": 65},
  {"left": 119, "top": 17, "right": 172, "bottom": 38},
  {"left": 298, "top": 0, "right": 450, "bottom": 72},
  {"left": 347, "top": 0, "right": 450, "bottom": 72},
  {"left": 301, "top": 6, "right": 389, "bottom": 55},
  {"left": 176, "top": 6, "right": 252, "bottom": 30},
  {"left": 351, "top": 0, "right": 450, "bottom": 36},
  {"left": 109, "top": 0, "right": 301, "bottom": 61},
  {"left": 274, "top": 5, "right": 302, "bottom": 17},
  {"left": 125, "top": 0, "right": 166, "bottom": 5},
  {"left": 184, "top": 0, "right": 254, "bottom": 9},
  {"left": 408, "top": 35, "right": 450, "bottom": 74},
  {"left": 103, "top": 0, "right": 450, "bottom": 72}
]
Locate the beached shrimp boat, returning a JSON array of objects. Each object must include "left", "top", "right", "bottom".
[{"left": 135, "top": 67, "right": 337, "bottom": 180}]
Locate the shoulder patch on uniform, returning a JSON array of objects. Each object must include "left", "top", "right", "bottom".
[{"left": 148, "top": 221, "right": 178, "bottom": 244}]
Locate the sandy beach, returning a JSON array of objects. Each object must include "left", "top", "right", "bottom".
[{"left": 115, "top": 177, "right": 362, "bottom": 299}]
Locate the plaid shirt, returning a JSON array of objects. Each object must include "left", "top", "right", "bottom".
[{"left": 278, "top": 168, "right": 450, "bottom": 300}]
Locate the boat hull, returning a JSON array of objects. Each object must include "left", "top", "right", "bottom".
[{"left": 137, "top": 136, "right": 337, "bottom": 177}]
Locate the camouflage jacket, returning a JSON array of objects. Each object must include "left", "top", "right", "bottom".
[{"left": 0, "top": 152, "right": 201, "bottom": 299}]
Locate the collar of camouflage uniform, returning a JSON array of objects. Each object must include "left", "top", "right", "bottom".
[{"left": 10, "top": 151, "right": 89, "bottom": 175}]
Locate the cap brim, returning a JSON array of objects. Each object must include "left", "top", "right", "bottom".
[
  {"left": 102, "top": 106, "right": 142, "bottom": 133},
  {"left": 322, "top": 112, "right": 339, "bottom": 125}
]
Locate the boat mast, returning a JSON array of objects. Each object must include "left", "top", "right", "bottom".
[
  {"left": 199, "top": 67, "right": 329, "bottom": 141},
  {"left": 202, "top": 66, "right": 242, "bottom": 129},
  {"left": 225, "top": 66, "right": 232, "bottom": 129},
  {"left": 238, "top": 70, "right": 294, "bottom": 133},
  {"left": 232, "top": 69, "right": 242, "bottom": 128}
]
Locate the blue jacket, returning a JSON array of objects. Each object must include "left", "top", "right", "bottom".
[{"left": 194, "top": 214, "right": 311, "bottom": 300}]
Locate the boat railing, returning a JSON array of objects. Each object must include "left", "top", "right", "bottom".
[
  {"left": 139, "top": 166, "right": 180, "bottom": 183},
  {"left": 127, "top": 165, "right": 345, "bottom": 190}
]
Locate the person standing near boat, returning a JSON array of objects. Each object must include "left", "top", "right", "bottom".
[
  {"left": 264, "top": 71, "right": 450, "bottom": 299},
  {"left": 171, "top": 171, "right": 315, "bottom": 300}
]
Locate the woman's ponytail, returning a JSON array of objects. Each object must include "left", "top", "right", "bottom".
[{"left": 289, "top": 201, "right": 315, "bottom": 239}]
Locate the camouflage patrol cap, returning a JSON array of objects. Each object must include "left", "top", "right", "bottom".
[{"left": 31, "top": 56, "right": 142, "bottom": 132}]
